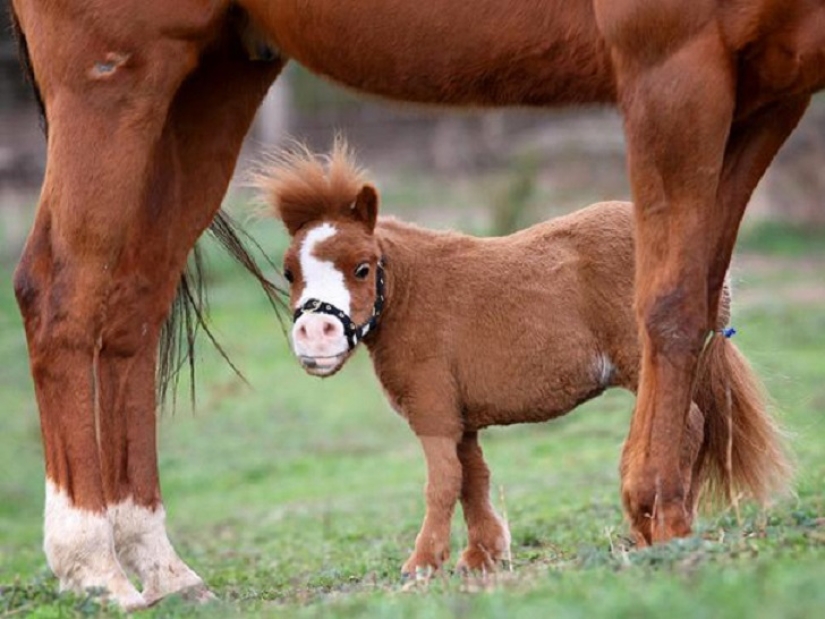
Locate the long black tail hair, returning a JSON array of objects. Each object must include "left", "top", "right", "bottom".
[
  {"left": 158, "top": 211, "right": 289, "bottom": 407},
  {"left": 8, "top": 2, "right": 289, "bottom": 407}
]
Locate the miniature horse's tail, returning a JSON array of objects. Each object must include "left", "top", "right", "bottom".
[{"left": 692, "top": 284, "right": 793, "bottom": 511}]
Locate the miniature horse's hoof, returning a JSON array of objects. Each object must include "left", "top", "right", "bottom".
[
  {"left": 456, "top": 545, "right": 500, "bottom": 574},
  {"left": 401, "top": 565, "right": 436, "bottom": 584},
  {"left": 401, "top": 550, "right": 446, "bottom": 582}
]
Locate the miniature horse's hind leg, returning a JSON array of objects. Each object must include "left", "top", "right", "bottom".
[
  {"left": 12, "top": 1, "right": 282, "bottom": 606},
  {"left": 455, "top": 432, "right": 510, "bottom": 572}
]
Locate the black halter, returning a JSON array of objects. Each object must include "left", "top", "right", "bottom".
[{"left": 292, "top": 259, "right": 386, "bottom": 351}]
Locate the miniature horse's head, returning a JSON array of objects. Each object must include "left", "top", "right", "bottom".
[{"left": 258, "top": 141, "right": 384, "bottom": 376}]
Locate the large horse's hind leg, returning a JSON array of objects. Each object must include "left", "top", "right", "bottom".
[
  {"left": 455, "top": 432, "right": 510, "bottom": 572},
  {"left": 704, "top": 95, "right": 810, "bottom": 326},
  {"left": 683, "top": 97, "right": 810, "bottom": 524},
  {"left": 681, "top": 402, "right": 706, "bottom": 520},
  {"left": 12, "top": 0, "right": 281, "bottom": 606},
  {"left": 602, "top": 3, "right": 811, "bottom": 543},
  {"left": 597, "top": 8, "right": 737, "bottom": 545}
]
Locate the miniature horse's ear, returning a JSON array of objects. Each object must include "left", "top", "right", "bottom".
[{"left": 351, "top": 184, "right": 378, "bottom": 232}]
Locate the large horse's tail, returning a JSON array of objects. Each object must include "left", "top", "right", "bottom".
[
  {"left": 158, "top": 210, "right": 289, "bottom": 408},
  {"left": 692, "top": 286, "right": 793, "bottom": 511}
]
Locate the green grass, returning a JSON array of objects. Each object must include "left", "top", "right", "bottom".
[{"left": 0, "top": 214, "right": 823, "bottom": 618}]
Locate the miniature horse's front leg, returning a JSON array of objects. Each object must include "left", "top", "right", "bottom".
[
  {"left": 402, "top": 394, "right": 463, "bottom": 577},
  {"left": 402, "top": 435, "right": 462, "bottom": 577},
  {"left": 455, "top": 432, "right": 510, "bottom": 572}
]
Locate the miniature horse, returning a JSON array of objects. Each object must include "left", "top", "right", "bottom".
[
  {"left": 259, "top": 143, "right": 790, "bottom": 575},
  {"left": 11, "top": 0, "right": 825, "bottom": 607}
]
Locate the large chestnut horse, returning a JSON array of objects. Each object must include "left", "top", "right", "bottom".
[{"left": 9, "top": 0, "right": 825, "bottom": 610}]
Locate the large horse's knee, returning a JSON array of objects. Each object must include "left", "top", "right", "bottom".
[
  {"left": 100, "top": 274, "right": 173, "bottom": 358},
  {"left": 13, "top": 235, "right": 99, "bottom": 375}
]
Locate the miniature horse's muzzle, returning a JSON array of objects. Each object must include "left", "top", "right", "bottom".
[{"left": 292, "top": 259, "right": 386, "bottom": 351}]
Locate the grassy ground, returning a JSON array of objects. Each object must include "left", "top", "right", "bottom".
[{"left": 0, "top": 208, "right": 823, "bottom": 618}]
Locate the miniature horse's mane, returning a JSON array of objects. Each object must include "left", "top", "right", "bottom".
[{"left": 254, "top": 138, "right": 368, "bottom": 234}]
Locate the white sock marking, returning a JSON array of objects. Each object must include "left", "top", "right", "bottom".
[
  {"left": 44, "top": 481, "right": 145, "bottom": 610},
  {"left": 109, "top": 497, "right": 203, "bottom": 604}
]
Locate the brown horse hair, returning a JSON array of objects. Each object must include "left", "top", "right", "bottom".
[
  {"left": 252, "top": 136, "right": 367, "bottom": 233},
  {"left": 157, "top": 210, "right": 290, "bottom": 409},
  {"left": 9, "top": 1, "right": 289, "bottom": 409}
]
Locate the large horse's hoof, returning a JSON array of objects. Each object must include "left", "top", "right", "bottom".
[
  {"left": 625, "top": 490, "right": 692, "bottom": 547},
  {"left": 143, "top": 581, "right": 216, "bottom": 608},
  {"left": 109, "top": 587, "right": 147, "bottom": 613}
]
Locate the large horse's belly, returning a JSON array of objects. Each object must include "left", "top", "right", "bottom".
[{"left": 240, "top": 0, "right": 615, "bottom": 106}]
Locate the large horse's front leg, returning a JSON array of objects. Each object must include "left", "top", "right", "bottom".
[
  {"left": 596, "top": 6, "right": 737, "bottom": 544},
  {"left": 101, "top": 43, "right": 283, "bottom": 608},
  {"left": 12, "top": 0, "right": 282, "bottom": 607}
]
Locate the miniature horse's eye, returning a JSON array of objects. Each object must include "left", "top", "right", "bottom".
[
  {"left": 284, "top": 268, "right": 294, "bottom": 284},
  {"left": 354, "top": 263, "right": 370, "bottom": 280}
]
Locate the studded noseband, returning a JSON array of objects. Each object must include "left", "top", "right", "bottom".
[{"left": 292, "top": 259, "right": 386, "bottom": 351}]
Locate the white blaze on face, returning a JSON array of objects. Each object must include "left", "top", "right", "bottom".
[
  {"left": 44, "top": 481, "right": 145, "bottom": 610},
  {"left": 291, "top": 223, "right": 352, "bottom": 367},
  {"left": 296, "top": 223, "right": 350, "bottom": 314},
  {"left": 109, "top": 497, "right": 204, "bottom": 605}
]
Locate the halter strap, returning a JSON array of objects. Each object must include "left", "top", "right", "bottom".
[{"left": 292, "top": 259, "right": 386, "bottom": 351}]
